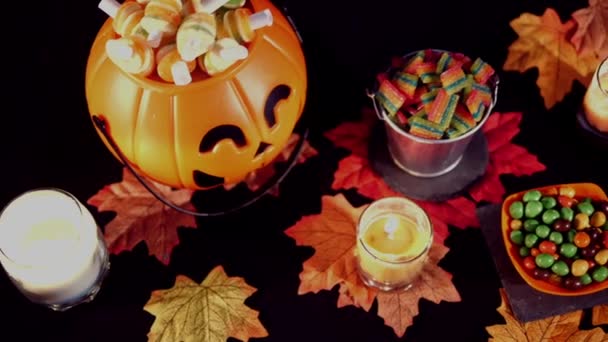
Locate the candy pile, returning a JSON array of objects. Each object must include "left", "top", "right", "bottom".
[
  {"left": 375, "top": 50, "right": 495, "bottom": 140},
  {"left": 98, "top": 0, "right": 273, "bottom": 85},
  {"left": 507, "top": 187, "right": 608, "bottom": 290}
]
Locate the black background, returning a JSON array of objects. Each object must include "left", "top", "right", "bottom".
[{"left": 1, "top": 0, "right": 607, "bottom": 341}]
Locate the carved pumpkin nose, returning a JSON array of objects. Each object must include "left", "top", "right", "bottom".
[{"left": 255, "top": 142, "right": 271, "bottom": 157}]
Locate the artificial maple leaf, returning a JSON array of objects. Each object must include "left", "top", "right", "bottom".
[
  {"left": 224, "top": 133, "right": 318, "bottom": 195},
  {"left": 593, "top": 305, "right": 608, "bottom": 326},
  {"left": 87, "top": 168, "right": 196, "bottom": 265},
  {"left": 487, "top": 289, "right": 607, "bottom": 341},
  {"left": 469, "top": 112, "right": 546, "bottom": 204},
  {"left": 571, "top": 0, "right": 608, "bottom": 58},
  {"left": 144, "top": 266, "right": 268, "bottom": 342},
  {"left": 504, "top": 8, "right": 599, "bottom": 109},
  {"left": 285, "top": 194, "right": 460, "bottom": 337}
]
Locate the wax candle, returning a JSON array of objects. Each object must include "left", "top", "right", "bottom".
[
  {"left": 0, "top": 189, "right": 109, "bottom": 310},
  {"left": 356, "top": 197, "right": 432, "bottom": 291},
  {"left": 583, "top": 57, "right": 608, "bottom": 133}
]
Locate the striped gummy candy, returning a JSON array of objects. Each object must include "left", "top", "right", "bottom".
[
  {"left": 428, "top": 89, "right": 459, "bottom": 130},
  {"left": 409, "top": 116, "right": 444, "bottom": 139},
  {"left": 376, "top": 79, "right": 406, "bottom": 116},
  {"left": 450, "top": 104, "right": 475, "bottom": 133},
  {"left": 393, "top": 72, "right": 419, "bottom": 98},
  {"left": 440, "top": 66, "right": 467, "bottom": 94},
  {"left": 421, "top": 88, "right": 439, "bottom": 112},
  {"left": 470, "top": 58, "right": 495, "bottom": 84},
  {"left": 436, "top": 52, "right": 454, "bottom": 73},
  {"left": 416, "top": 63, "right": 440, "bottom": 84}
]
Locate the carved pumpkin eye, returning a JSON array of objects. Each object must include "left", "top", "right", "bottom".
[
  {"left": 264, "top": 84, "right": 291, "bottom": 128},
  {"left": 199, "top": 124, "right": 247, "bottom": 153}
]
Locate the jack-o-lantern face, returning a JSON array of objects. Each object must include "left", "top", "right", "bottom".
[{"left": 85, "top": 0, "right": 307, "bottom": 190}]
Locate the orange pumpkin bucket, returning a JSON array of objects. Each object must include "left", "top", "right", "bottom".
[{"left": 85, "top": 0, "right": 307, "bottom": 193}]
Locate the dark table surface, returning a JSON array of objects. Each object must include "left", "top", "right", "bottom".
[{"left": 2, "top": 0, "right": 607, "bottom": 341}]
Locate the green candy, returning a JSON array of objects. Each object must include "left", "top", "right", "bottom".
[
  {"left": 509, "top": 201, "right": 524, "bottom": 219},
  {"left": 592, "top": 266, "right": 608, "bottom": 282},
  {"left": 580, "top": 273, "right": 593, "bottom": 285},
  {"left": 523, "top": 190, "right": 542, "bottom": 202},
  {"left": 542, "top": 209, "right": 560, "bottom": 225},
  {"left": 603, "top": 222, "right": 608, "bottom": 231},
  {"left": 541, "top": 196, "right": 557, "bottom": 209},
  {"left": 510, "top": 230, "right": 524, "bottom": 245},
  {"left": 551, "top": 260, "right": 569, "bottom": 276},
  {"left": 525, "top": 201, "right": 543, "bottom": 218},
  {"left": 549, "top": 231, "right": 563, "bottom": 245},
  {"left": 560, "top": 207, "right": 574, "bottom": 222},
  {"left": 567, "top": 230, "right": 576, "bottom": 243},
  {"left": 535, "top": 253, "right": 555, "bottom": 269},
  {"left": 582, "top": 197, "right": 592, "bottom": 204},
  {"left": 523, "top": 219, "right": 540, "bottom": 232},
  {"left": 560, "top": 243, "right": 578, "bottom": 258},
  {"left": 535, "top": 225, "right": 551, "bottom": 239},
  {"left": 525, "top": 234, "right": 539, "bottom": 248},
  {"left": 519, "top": 246, "right": 530, "bottom": 257},
  {"left": 577, "top": 202, "right": 595, "bottom": 216}
]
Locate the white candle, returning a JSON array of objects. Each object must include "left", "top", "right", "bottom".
[
  {"left": 583, "top": 57, "right": 608, "bottom": 133},
  {"left": 0, "top": 189, "right": 109, "bottom": 308}
]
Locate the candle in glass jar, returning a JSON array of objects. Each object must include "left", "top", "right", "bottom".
[
  {"left": 583, "top": 57, "right": 608, "bottom": 133},
  {"left": 356, "top": 197, "right": 432, "bottom": 291},
  {"left": 0, "top": 189, "right": 109, "bottom": 310}
]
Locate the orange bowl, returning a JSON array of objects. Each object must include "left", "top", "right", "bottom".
[{"left": 501, "top": 183, "right": 608, "bottom": 296}]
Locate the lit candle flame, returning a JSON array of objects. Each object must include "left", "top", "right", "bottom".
[{"left": 384, "top": 216, "right": 398, "bottom": 240}]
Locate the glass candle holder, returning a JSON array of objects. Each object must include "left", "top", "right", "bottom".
[
  {"left": 583, "top": 57, "right": 608, "bottom": 133},
  {"left": 356, "top": 197, "right": 433, "bottom": 291},
  {"left": 0, "top": 189, "right": 110, "bottom": 311}
]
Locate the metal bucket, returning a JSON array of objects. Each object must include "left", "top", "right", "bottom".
[{"left": 369, "top": 50, "right": 499, "bottom": 178}]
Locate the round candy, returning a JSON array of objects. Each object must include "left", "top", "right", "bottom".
[
  {"left": 560, "top": 207, "right": 574, "bottom": 222},
  {"left": 541, "top": 196, "right": 557, "bottom": 209},
  {"left": 542, "top": 209, "right": 560, "bottom": 225},
  {"left": 574, "top": 213, "right": 590, "bottom": 230},
  {"left": 525, "top": 234, "right": 539, "bottom": 248},
  {"left": 525, "top": 201, "right": 543, "bottom": 218},
  {"left": 523, "top": 190, "right": 542, "bottom": 202},
  {"left": 523, "top": 256, "right": 536, "bottom": 270},
  {"left": 532, "top": 268, "right": 551, "bottom": 280},
  {"left": 580, "top": 273, "right": 593, "bottom": 285},
  {"left": 535, "top": 253, "right": 555, "bottom": 269},
  {"left": 552, "top": 219, "right": 571, "bottom": 233},
  {"left": 560, "top": 243, "right": 578, "bottom": 258},
  {"left": 567, "top": 230, "right": 576, "bottom": 243},
  {"left": 530, "top": 248, "right": 540, "bottom": 257},
  {"left": 577, "top": 202, "right": 595, "bottom": 216},
  {"left": 595, "top": 249, "right": 608, "bottom": 265},
  {"left": 563, "top": 276, "right": 583, "bottom": 290},
  {"left": 551, "top": 260, "right": 569, "bottom": 276},
  {"left": 539, "top": 240, "right": 556, "bottom": 254},
  {"left": 597, "top": 201, "right": 608, "bottom": 215},
  {"left": 592, "top": 266, "right": 608, "bottom": 282},
  {"left": 574, "top": 232, "right": 591, "bottom": 248},
  {"left": 571, "top": 259, "right": 589, "bottom": 277},
  {"left": 510, "top": 230, "right": 524, "bottom": 245},
  {"left": 535, "top": 225, "right": 551, "bottom": 239},
  {"left": 591, "top": 212, "right": 607, "bottom": 228},
  {"left": 524, "top": 219, "right": 540, "bottom": 232},
  {"left": 549, "top": 231, "right": 563, "bottom": 245},
  {"left": 510, "top": 219, "right": 522, "bottom": 230},
  {"left": 509, "top": 201, "right": 524, "bottom": 219},
  {"left": 519, "top": 246, "right": 530, "bottom": 257}
]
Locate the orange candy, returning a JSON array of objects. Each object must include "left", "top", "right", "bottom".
[
  {"left": 523, "top": 256, "right": 536, "bottom": 270},
  {"left": 530, "top": 248, "right": 540, "bottom": 257},
  {"left": 539, "top": 240, "right": 557, "bottom": 254},
  {"left": 574, "top": 232, "right": 591, "bottom": 248}
]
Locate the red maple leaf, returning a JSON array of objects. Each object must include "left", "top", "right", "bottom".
[
  {"left": 88, "top": 168, "right": 196, "bottom": 265},
  {"left": 469, "top": 112, "right": 546, "bottom": 203}
]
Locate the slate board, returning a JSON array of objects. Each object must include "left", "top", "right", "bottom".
[
  {"left": 369, "top": 123, "right": 488, "bottom": 202},
  {"left": 477, "top": 204, "right": 608, "bottom": 322}
]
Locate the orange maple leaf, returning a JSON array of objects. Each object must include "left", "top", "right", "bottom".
[
  {"left": 487, "top": 289, "right": 607, "bottom": 341},
  {"left": 88, "top": 168, "right": 196, "bottom": 265},
  {"left": 504, "top": 8, "right": 599, "bottom": 109},
  {"left": 593, "top": 305, "right": 608, "bottom": 326},
  {"left": 285, "top": 194, "right": 461, "bottom": 337},
  {"left": 224, "top": 133, "right": 318, "bottom": 195},
  {"left": 571, "top": 0, "right": 608, "bottom": 58}
]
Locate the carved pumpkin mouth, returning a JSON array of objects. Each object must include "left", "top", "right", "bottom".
[{"left": 193, "top": 170, "right": 225, "bottom": 188}]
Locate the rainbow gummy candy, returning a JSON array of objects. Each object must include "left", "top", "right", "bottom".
[
  {"left": 436, "top": 52, "right": 454, "bottom": 73},
  {"left": 421, "top": 88, "right": 439, "bottom": 111},
  {"left": 393, "top": 72, "right": 419, "bottom": 98},
  {"left": 471, "top": 83, "right": 492, "bottom": 105},
  {"left": 416, "top": 63, "right": 440, "bottom": 84},
  {"left": 465, "top": 90, "right": 487, "bottom": 122},
  {"left": 447, "top": 127, "right": 464, "bottom": 138},
  {"left": 427, "top": 82, "right": 442, "bottom": 92},
  {"left": 463, "top": 74, "right": 476, "bottom": 95},
  {"left": 414, "top": 107, "right": 427, "bottom": 117},
  {"left": 450, "top": 104, "right": 476, "bottom": 133},
  {"left": 409, "top": 116, "right": 444, "bottom": 139},
  {"left": 428, "top": 90, "right": 459, "bottom": 129},
  {"left": 470, "top": 58, "right": 495, "bottom": 84},
  {"left": 404, "top": 51, "right": 425, "bottom": 73},
  {"left": 440, "top": 66, "right": 467, "bottom": 94},
  {"left": 376, "top": 79, "right": 406, "bottom": 116}
]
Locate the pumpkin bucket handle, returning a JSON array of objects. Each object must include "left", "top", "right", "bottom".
[{"left": 92, "top": 115, "right": 309, "bottom": 216}]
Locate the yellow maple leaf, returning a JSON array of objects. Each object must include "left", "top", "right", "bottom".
[
  {"left": 487, "top": 289, "right": 607, "bottom": 341},
  {"left": 504, "top": 8, "right": 599, "bottom": 109},
  {"left": 144, "top": 266, "right": 268, "bottom": 342}
]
